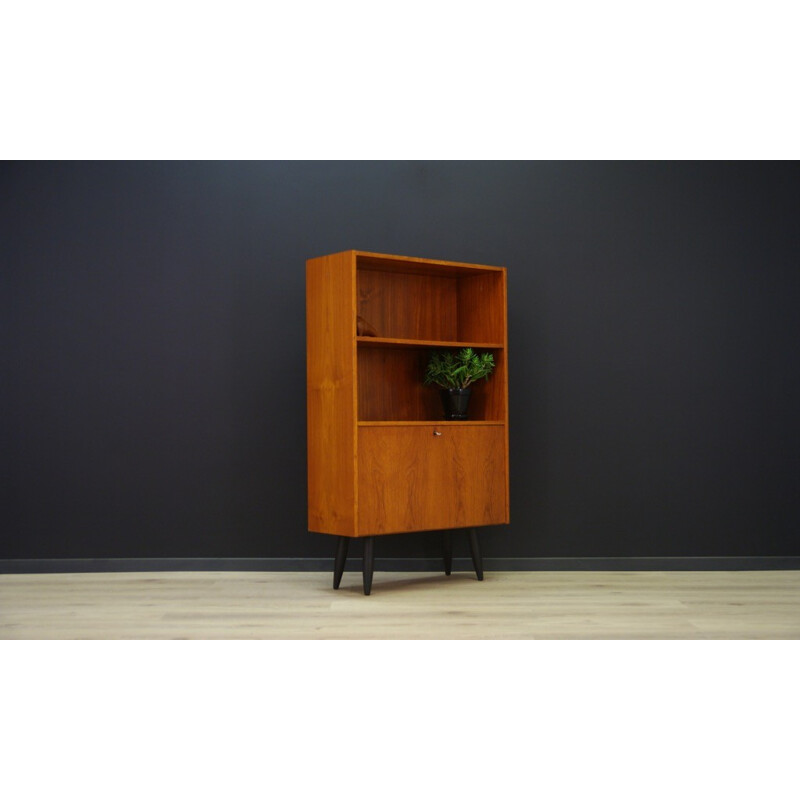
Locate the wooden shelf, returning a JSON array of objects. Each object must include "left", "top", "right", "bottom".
[
  {"left": 358, "top": 420, "right": 504, "bottom": 427},
  {"left": 357, "top": 336, "right": 504, "bottom": 350}
]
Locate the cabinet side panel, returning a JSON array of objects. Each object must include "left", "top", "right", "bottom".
[
  {"left": 502, "top": 269, "right": 510, "bottom": 521},
  {"left": 458, "top": 269, "right": 510, "bottom": 522},
  {"left": 457, "top": 271, "right": 505, "bottom": 343},
  {"left": 456, "top": 272, "right": 507, "bottom": 417},
  {"left": 463, "top": 348, "right": 506, "bottom": 422},
  {"left": 307, "top": 252, "right": 357, "bottom": 535},
  {"left": 458, "top": 269, "right": 511, "bottom": 522}
]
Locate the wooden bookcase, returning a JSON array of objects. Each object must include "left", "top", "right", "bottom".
[{"left": 306, "top": 250, "right": 509, "bottom": 593}]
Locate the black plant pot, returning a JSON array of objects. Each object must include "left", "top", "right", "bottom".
[{"left": 441, "top": 388, "right": 472, "bottom": 420}]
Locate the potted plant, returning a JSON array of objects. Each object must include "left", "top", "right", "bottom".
[{"left": 423, "top": 348, "right": 495, "bottom": 420}]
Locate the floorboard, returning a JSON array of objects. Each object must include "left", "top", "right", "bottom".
[{"left": 1, "top": 570, "right": 799, "bottom": 639}]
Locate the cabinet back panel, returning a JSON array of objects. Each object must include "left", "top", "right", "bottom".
[
  {"left": 357, "top": 270, "right": 458, "bottom": 341},
  {"left": 358, "top": 348, "right": 438, "bottom": 421}
]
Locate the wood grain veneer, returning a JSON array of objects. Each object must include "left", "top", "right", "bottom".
[
  {"left": 358, "top": 424, "right": 507, "bottom": 535},
  {"left": 357, "top": 269, "right": 458, "bottom": 341},
  {"left": 306, "top": 251, "right": 357, "bottom": 535}
]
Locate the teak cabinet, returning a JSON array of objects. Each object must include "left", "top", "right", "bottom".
[{"left": 306, "top": 250, "right": 509, "bottom": 593}]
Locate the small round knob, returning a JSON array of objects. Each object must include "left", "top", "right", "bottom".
[{"left": 433, "top": 430, "right": 442, "bottom": 436}]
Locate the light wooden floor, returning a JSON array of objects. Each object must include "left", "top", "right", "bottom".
[{"left": 1, "top": 570, "right": 799, "bottom": 639}]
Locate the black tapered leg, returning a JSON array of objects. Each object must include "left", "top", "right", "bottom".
[
  {"left": 443, "top": 530, "right": 453, "bottom": 575},
  {"left": 333, "top": 536, "right": 349, "bottom": 589},
  {"left": 362, "top": 536, "right": 375, "bottom": 595},
  {"left": 468, "top": 527, "right": 484, "bottom": 581}
]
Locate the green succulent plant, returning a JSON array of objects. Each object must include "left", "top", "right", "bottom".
[{"left": 423, "top": 348, "right": 495, "bottom": 390}]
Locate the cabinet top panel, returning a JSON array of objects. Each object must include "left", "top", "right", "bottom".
[{"left": 313, "top": 250, "right": 506, "bottom": 277}]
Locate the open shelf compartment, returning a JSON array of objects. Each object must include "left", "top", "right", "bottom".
[
  {"left": 355, "top": 252, "right": 507, "bottom": 423},
  {"left": 356, "top": 254, "right": 505, "bottom": 344},
  {"left": 357, "top": 346, "right": 506, "bottom": 422}
]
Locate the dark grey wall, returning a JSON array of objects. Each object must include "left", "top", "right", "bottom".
[{"left": 2, "top": 161, "right": 799, "bottom": 562}]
